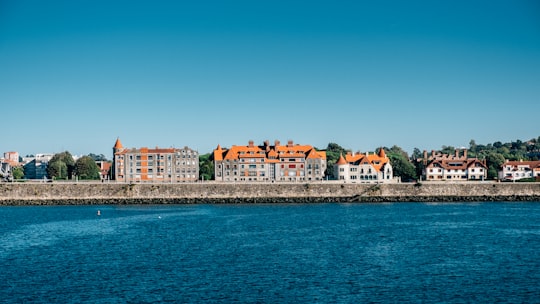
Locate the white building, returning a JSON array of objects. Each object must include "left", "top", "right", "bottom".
[
  {"left": 499, "top": 160, "right": 540, "bottom": 181},
  {"left": 334, "top": 149, "right": 395, "bottom": 183},
  {"left": 422, "top": 149, "right": 487, "bottom": 181}
]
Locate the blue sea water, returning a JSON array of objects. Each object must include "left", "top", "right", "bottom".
[{"left": 1, "top": 202, "right": 539, "bottom": 303}]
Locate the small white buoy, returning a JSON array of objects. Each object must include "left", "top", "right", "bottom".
[
  {"left": 158, "top": 216, "right": 161, "bottom": 219},
  {"left": 97, "top": 210, "right": 101, "bottom": 216}
]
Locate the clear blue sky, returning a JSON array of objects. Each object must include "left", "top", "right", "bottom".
[{"left": 1, "top": 0, "right": 539, "bottom": 159}]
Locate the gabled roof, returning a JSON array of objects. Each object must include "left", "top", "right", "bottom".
[
  {"left": 339, "top": 151, "right": 390, "bottom": 172},
  {"left": 426, "top": 156, "right": 487, "bottom": 170},
  {"left": 502, "top": 160, "right": 540, "bottom": 169}
]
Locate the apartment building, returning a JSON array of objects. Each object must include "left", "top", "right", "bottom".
[
  {"left": 422, "top": 149, "right": 487, "bottom": 181},
  {"left": 213, "top": 140, "right": 326, "bottom": 182},
  {"left": 333, "top": 149, "right": 394, "bottom": 183},
  {"left": 113, "top": 138, "right": 199, "bottom": 182}
]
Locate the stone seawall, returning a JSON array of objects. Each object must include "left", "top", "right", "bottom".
[{"left": 1, "top": 182, "right": 539, "bottom": 205}]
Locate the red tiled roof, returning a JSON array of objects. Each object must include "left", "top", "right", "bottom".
[{"left": 113, "top": 138, "right": 123, "bottom": 149}]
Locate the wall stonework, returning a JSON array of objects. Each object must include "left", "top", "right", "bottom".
[{"left": 0, "top": 182, "right": 539, "bottom": 205}]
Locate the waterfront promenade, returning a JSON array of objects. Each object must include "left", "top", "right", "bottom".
[{"left": 1, "top": 182, "right": 539, "bottom": 205}]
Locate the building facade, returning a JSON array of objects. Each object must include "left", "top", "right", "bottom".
[
  {"left": 113, "top": 138, "right": 199, "bottom": 183},
  {"left": 213, "top": 140, "right": 326, "bottom": 182},
  {"left": 422, "top": 149, "right": 487, "bottom": 181},
  {"left": 333, "top": 149, "right": 394, "bottom": 183},
  {"left": 499, "top": 160, "right": 540, "bottom": 181}
]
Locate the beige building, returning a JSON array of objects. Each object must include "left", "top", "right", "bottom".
[
  {"left": 213, "top": 140, "right": 326, "bottom": 182},
  {"left": 113, "top": 138, "right": 199, "bottom": 183}
]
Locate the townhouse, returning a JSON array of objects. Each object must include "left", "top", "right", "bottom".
[{"left": 213, "top": 140, "right": 326, "bottom": 182}]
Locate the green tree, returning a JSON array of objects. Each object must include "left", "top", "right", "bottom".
[
  {"left": 199, "top": 153, "right": 214, "bottom": 181},
  {"left": 12, "top": 166, "right": 25, "bottom": 180},
  {"left": 74, "top": 156, "right": 100, "bottom": 180},
  {"left": 486, "top": 152, "right": 505, "bottom": 180},
  {"left": 469, "top": 139, "right": 477, "bottom": 153},
  {"left": 412, "top": 148, "right": 423, "bottom": 160},
  {"left": 48, "top": 151, "right": 75, "bottom": 179},
  {"left": 48, "top": 161, "right": 68, "bottom": 180},
  {"left": 440, "top": 145, "right": 455, "bottom": 155},
  {"left": 385, "top": 146, "right": 417, "bottom": 182},
  {"left": 325, "top": 143, "right": 348, "bottom": 179},
  {"left": 88, "top": 153, "right": 108, "bottom": 161}
]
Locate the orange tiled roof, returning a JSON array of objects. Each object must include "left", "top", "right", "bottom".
[
  {"left": 336, "top": 154, "right": 347, "bottom": 165},
  {"left": 113, "top": 138, "right": 123, "bottom": 149},
  {"left": 340, "top": 151, "right": 390, "bottom": 172},
  {"left": 213, "top": 145, "right": 223, "bottom": 161},
  {"left": 116, "top": 147, "right": 178, "bottom": 155},
  {"left": 213, "top": 140, "right": 326, "bottom": 162}
]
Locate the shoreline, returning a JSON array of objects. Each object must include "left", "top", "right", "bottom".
[{"left": 1, "top": 182, "right": 539, "bottom": 205}]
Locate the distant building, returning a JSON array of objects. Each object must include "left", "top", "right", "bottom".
[
  {"left": 3, "top": 152, "right": 19, "bottom": 165},
  {"left": 113, "top": 138, "right": 199, "bottom": 183},
  {"left": 213, "top": 140, "right": 326, "bottom": 182},
  {"left": 499, "top": 160, "right": 540, "bottom": 181},
  {"left": 95, "top": 161, "right": 112, "bottom": 181},
  {"left": 421, "top": 149, "right": 487, "bottom": 181},
  {"left": 333, "top": 149, "right": 395, "bottom": 183},
  {"left": 1, "top": 151, "right": 19, "bottom": 181}
]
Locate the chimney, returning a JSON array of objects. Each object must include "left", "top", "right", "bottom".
[
  {"left": 248, "top": 140, "right": 254, "bottom": 147},
  {"left": 274, "top": 140, "right": 280, "bottom": 147},
  {"left": 423, "top": 150, "right": 427, "bottom": 160},
  {"left": 455, "top": 150, "right": 459, "bottom": 158},
  {"left": 287, "top": 140, "right": 293, "bottom": 147},
  {"left": 431, "top": 150, "right": 435, "bottom": 158},
  {"left": 464, "top": 149, "right": 468, "bottom": 158}
]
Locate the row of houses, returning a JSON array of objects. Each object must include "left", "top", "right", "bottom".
[{"left": 3, "top": 139, "right": 540, "bottom": 182}]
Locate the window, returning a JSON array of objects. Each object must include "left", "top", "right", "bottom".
[{"left": 289, "top": 164, "right": 296, "bottom": 169}]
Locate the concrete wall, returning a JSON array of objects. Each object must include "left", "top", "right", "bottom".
[{"left": 1, "top": 182, "right": 539, "bottom": 205}]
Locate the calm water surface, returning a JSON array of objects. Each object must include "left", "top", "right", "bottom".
[{"left": 1, "top": 202, "right": 539, "bottom": 303}]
